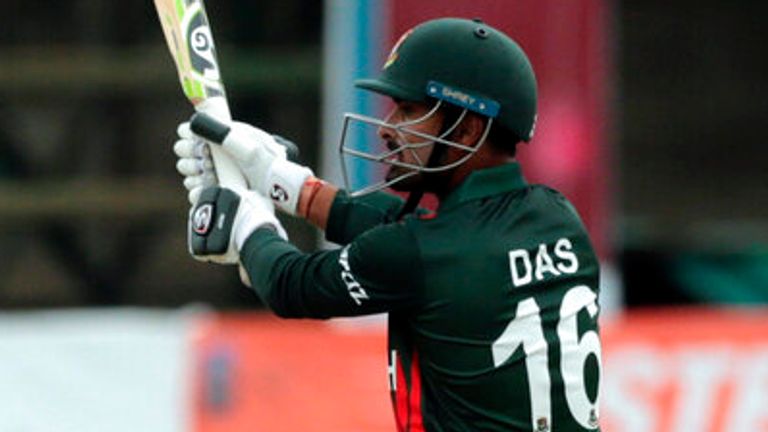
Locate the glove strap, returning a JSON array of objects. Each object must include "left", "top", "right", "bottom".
[{"left": 263, "top": 158, "right": 313, "bottom": 215}]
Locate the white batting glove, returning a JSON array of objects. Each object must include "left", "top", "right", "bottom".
[
  {"left": 174, "top": 123, "right": 218, "bottom": 205},
  {"left": 189, "top": 115, "right": 313, "bottom": 215}
]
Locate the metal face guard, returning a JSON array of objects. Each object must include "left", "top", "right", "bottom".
[{"left": 339, "top": 100, "right": 493, "bottom": 197}]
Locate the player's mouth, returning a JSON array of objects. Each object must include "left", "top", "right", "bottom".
[{"left": 384, "top": 140, "right": 402, "bottom": 163}]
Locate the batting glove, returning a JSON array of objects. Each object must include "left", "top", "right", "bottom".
[
  {"left": 188, "top": 185, "right": 287, "bottom": 265},
  {"left": 188, "top": 113, "right": 313, "bottom": 215},
  {"left": 174, "top": 123, "right": 219, "bottom": 205}
]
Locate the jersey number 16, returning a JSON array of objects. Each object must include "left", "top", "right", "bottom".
[{"left": 491, "top": 285, "right": 602, "bottom": 431}]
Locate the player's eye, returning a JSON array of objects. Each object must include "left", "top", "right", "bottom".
[{"left": 397, "top": 102, "right": 419, "bottom": 118}]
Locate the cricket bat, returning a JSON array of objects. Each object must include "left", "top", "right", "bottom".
[{"left": 154, "top": 0, "right": 246, "bottom": 188}]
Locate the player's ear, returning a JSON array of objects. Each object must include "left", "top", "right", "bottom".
[{"left": 453, "top": 113, "right": 487, "bottom": 147}]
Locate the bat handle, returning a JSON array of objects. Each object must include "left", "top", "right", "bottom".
[
  {"left": 192, "top": 98, "right": 246, "bottom": 188},
  {"left": 190, "top": 112, "right": 301, "bottom": 163}
]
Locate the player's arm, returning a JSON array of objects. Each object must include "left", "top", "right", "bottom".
[
  {"left": 242, "top": 220, "right": 422, "bottom": 318},
  {"left": 175, "top": 115, "right": 406, "bottom": 241},
  {"left": 188, "top": 185, "right": 423, "bottom": 318},
  {"left": 300, "top": 184, "right": 406, "bottom": 244}
]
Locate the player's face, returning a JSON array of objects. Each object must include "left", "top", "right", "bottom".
[{"left": 377, "top": 99, "right": 444, "bottom": 191}]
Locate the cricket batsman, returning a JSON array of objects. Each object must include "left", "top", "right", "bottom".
[{"left": 174, "top": 18, "right": 602, "bottom": 431}]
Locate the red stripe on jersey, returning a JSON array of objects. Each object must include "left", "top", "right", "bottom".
[
  {"left": 392, "top": 350, "right": 425, "bottom": 432},
  {"left": 394, "top": 354, "right": 408, "bottom": 432},
  {"left": 408, "top": 350, "right": 425, "bottom": 431}
]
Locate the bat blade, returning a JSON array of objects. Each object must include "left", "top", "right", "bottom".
[{"left": 154, "top": 0, "right": 245, "bottom": 188}]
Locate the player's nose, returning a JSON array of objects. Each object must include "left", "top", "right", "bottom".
[{"left": 377, "top": 106, "right": 399, "bottom": 141}]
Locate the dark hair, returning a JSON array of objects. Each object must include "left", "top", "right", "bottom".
[{"left": 486, "top": 123, "right": 520, "bottom": 157}]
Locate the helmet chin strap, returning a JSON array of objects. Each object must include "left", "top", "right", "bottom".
[
  {"left": 396, "top": 189, "right": 424, "bottom": 221},
  {"left": 395, "top": 132, "right": 450, "bottom": 220}
]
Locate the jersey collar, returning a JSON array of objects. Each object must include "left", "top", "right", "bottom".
[{"left": 438, "top": 162, "right": 527, "bottom": 211}]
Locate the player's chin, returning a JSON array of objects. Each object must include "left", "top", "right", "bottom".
[{"left": 386, "top": 167, "right": 422, "bottom": 191}]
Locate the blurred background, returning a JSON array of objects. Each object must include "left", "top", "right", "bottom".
[{"left": 1, "top": 0, "right": 766, "bottom": 431}]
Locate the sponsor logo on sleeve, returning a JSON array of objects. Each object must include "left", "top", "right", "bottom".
[{"left": 339, "top": 245, "right": 370, "bottom": 306}]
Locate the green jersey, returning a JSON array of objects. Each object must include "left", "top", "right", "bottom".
[{"left": 240, "top": 162, "right": 602, "bottom": 431}]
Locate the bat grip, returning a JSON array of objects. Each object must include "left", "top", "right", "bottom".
[
  {"left": 190, "top": 112, "right": 301, "bottom": 162},
  {"left": 191, "top": 112, "right": 231, "bottom": 143}
]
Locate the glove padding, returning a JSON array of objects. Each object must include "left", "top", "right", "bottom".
[
  {"left": 188, "top": 185, "right": 287, "bottom": 265},
  {"left": 188, "top": 116, "right": 313, "bottom": 215}
]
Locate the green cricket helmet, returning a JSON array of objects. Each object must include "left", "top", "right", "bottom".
[{"left": 340, "top": 17, "right": 538, "bottom": 196}]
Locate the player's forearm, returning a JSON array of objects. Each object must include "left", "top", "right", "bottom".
[
  {"left": 295, "top": 177, "right": 339, "bottom": 231},
  {"left": 240, "top": 227, "right": 408, "bottom": 319},
  {"left": 240, "top": 228, "right": 326, "bottom": 318},
  {"left": 322, "top": 189, "right": 406, "bottom": 244},
  {"left": 294, "top": 177, "right": 408, "bottom": 244}
]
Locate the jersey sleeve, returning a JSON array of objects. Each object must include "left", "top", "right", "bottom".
[
  {"left": 239, "top": 222, "right": 423, "bottom": 319},
  {"left": 324, "top": 190, "right": 405, "bottom": 245}
]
